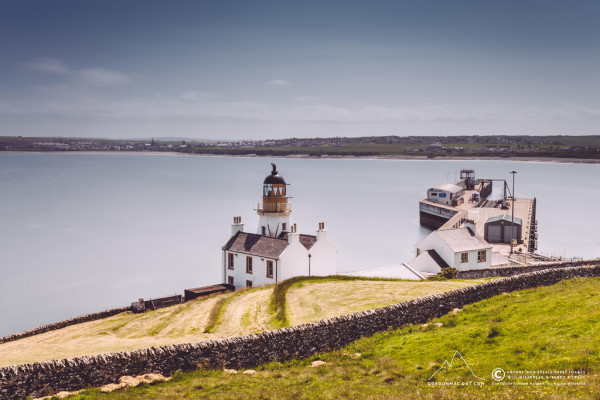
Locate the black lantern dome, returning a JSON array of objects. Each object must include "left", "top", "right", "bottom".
[
  {"left": 263, "top": 163, "right": 286, "bottom": 197},
  {"left": 263, "top": 163, "right": 286, "bottom": 185}
]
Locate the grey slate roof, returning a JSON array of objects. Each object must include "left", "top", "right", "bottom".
[
  {"left": 486, "top": 214, "right": 523, "bottom": 225},
  {"left": 435, "top": 227, "right": 491, "bottom": 252},
  {"left": 278, "top": 232, "right": 317, "bottom": 251},
  {"left": 433, "top": 183, "right": 463, "bottom": 193},
  {"left": 223, "top": 231, "right": 317, "bottom": 258}
]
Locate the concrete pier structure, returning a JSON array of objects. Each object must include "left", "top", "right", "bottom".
[{"left": 419, "top": 171, "right": 537, "bottom": 258}]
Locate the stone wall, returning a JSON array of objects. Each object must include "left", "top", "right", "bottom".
[
  {"left": 456, "top": 260, "right": 595, "bottom": 279},
  {"left": 1, "top": 264, "right": 599, "bottom": 400},
  {"left": 0, "top": 307, "right": 131, "bottom": 346}
]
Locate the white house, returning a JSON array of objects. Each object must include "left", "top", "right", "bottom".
[
  {"left": 222, "top": 164, "right": 337, "bottom": 289},
  {"left": 409, "top": 226, "right": 492, "bottom": 274},
  {"left": 427, "top": 183, "right": 465, "bottom": 206}
]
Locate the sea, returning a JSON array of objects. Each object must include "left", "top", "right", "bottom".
[{"left": 1, "top": 153, "right": 599, "bottom": 336}]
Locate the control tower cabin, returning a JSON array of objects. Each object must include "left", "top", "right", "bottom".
[{"left": 256, "top": 163, "right": 291, "bottom": 237}]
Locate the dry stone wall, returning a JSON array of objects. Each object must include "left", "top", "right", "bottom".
[
  {"left": 456, "top": 260, "right": 595, "bottom": 279},
  {"left": 1, "top": 264, "right": 599, "bottom": 400},
  {"left": 0, "top": 307, "right": 131, "bottom": 346}
]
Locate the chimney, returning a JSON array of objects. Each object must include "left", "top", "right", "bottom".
[
  {"left": 231, "top": 216, "right": 244, "bottom": 236},
  {"left": 465, "top": 219, "right": 476, "bottom": 236},
  {"left": 316, "top": 221, "right": 327, "bottom": 241},
  {"left": 288, "top": 223, "right": 299, "bottom": 245}
]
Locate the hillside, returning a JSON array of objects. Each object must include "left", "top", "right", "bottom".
[
  {"left": 65, "top": 277, "right": 600, "bottom": 399},
  {"left": 0, "top": 278, "right": 485, "bottom": 367}
]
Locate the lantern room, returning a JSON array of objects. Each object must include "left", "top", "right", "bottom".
[
  {"left": 256, "top": 163, "right": 292, "bottom": 237},
  {"left": 263, "top": 163, "right": 287, "bottom": 198},
  {"left": 257, "top": 163, "right": 291, "bottom": 215}
]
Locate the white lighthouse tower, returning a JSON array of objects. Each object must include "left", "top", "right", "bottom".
[
  {"left": 255, "top": 163, "right": 291, "bottom": 237},
  {"left": 222, "top": 164, "right": 336, "bottom": 289}
]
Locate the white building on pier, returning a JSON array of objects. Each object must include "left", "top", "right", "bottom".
[
  {"left": 409, "top": 225, "right": 492, "bottom": 275},
  {"left": 426, "top": 183, "right": 465, "bottom": 206}
]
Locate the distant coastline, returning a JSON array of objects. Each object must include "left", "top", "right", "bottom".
[{"left": 3, "top": 150, "right": 600, "bottom": 164}]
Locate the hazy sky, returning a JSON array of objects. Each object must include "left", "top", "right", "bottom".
[{"left": 1, "top": 1, "right": 599, "bottom": 139}]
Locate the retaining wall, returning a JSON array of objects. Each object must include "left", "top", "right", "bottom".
[
  {"left": 0, "top": 307, "right": 131, "bottom": 346},
  {"left": 456, "top": 260, "right": 595, "bottom": 279},
  {"left": 1, "top": 264, "right": 599, "bottom": 400}
]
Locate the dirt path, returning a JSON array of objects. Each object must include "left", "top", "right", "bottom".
[
  {"left": 286, "top": 280, "right": 486, "bottom": 326},
  {"left": 214, "top": 287, "right": 274, "bottom": 337}
]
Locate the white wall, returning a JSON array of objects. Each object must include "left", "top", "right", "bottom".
[
  {"left": 452, "top": 248, "right": 492, "bottom": 270},
  {"left": 223, "top": 229, "right": 337, "bottom": 288},
  {"left": 427, "top": 189, "right": 452, "bottom": 206},
  {"left": 416, "top": 231, "right": 492, "bottom": 270},
  {"left": 416, "top": 233, "right": 455, "bottom": 268},
  {"left": 256, "top": 214, "right": 290, "bottom": 237},
  {"left": 279, "top": 234, "right": 310, "bottom": 281},
  {"left": 223, "top": 252, "right": 277, "bottom": 289},
  {"left": 309, "top": 229, "right": 337, "bottom": 276},
  {"left": 427, "top": 188, "right": 464, "bottom": 206}
]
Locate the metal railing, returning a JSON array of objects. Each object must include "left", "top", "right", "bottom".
[{"left": 254, "top": 202, "right": 292, "bottom": 213}]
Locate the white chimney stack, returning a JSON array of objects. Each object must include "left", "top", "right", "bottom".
[
  {"left": 231, "top": 216, "right": 244, "bottom": 236},
  {"left": 316, "top": 221, "right": 327, "bottom": 241},
  {"left": 288, "top": 223, "right": 299, "bottom": 245}
]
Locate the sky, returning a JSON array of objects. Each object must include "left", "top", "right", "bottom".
[{"left": 1, "top": 0, "right": 599, "bottom": 140}]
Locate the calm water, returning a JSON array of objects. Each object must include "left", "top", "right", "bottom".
[{"left": 1, "top": 153, "right": 599, "bottom": 336}]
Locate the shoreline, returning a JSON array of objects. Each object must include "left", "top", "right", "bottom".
[{"left": 2, "top": 150, "right": 600, "bottom": 164}]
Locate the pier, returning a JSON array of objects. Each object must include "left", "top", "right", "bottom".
[{"left": 419, "top": 170, "right": 538, "bottom": 259}]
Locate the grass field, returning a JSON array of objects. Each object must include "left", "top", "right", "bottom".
[
  {"left": 63, "top": 277, "right": 600, "bottom": 400},
  {"left": 0, "top": 278, "right": 485, "bottom": 367},
  {"left": 285, "top": 278, "right": 486, "bottom": 326}
]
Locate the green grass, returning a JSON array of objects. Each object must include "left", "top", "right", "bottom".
[
  {"left": 61, "top": 277, "right": 600, "bottom": 399},
  {"left": 269, "top": 275, "right": 424, "bottom": 328}
]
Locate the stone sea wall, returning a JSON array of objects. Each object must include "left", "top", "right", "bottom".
[
  {"left": 0, "top": 307, "right": 131, "bottom": 346},
  {"left": 1, "top": 263, "right": 599, "bottom": 400}
]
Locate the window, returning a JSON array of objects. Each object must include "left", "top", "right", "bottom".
[
  {"left": 431, "top": 192, "right": 438, "bottom": 196},
  {"left": 477, "top": 250, "right": 487, "bottom": 263},
  {"left": 227, "top": 253, "right": 234, "bottom": 269},
  {"left": 261, "top": 226, "right": 266, "bottom": 235},
  {"left": 227, "top": 276, "right": 234, "bottom": 285},
  {"left": 266, "top": 260, "right": 274, "bottom": 278},
  {"left": 461, "top": 252, "right": 468, "bottom": 263},
  {"left": 246, "top": 256, "right": 253, "bottom": 274},
  {"left": 282, "top": 222, "right": 287, "bottom": 231},
  {"left": 246, "top": 280, "right": 253, "bottom": 288}
]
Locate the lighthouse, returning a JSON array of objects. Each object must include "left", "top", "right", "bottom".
[
  {"left": 256, "top": 163, "right": 291, "bottom": 237},
  {"left": 221, "top": 164, "right": 337, "bottom": 289}
]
